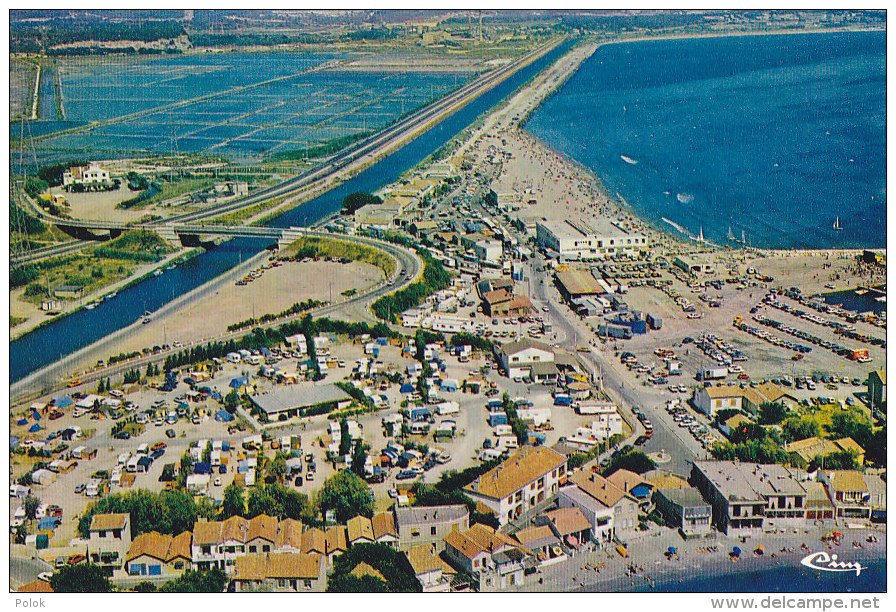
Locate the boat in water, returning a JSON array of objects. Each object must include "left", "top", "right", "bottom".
[
  {"left": 833, "top": 217, "right": 843, "bottom": 230},
  {"left": 620, "top": 155, "right": 638, "bottom": 165},
  {"left": 727, "top": 226, "right": 735, "bottom": 241}
]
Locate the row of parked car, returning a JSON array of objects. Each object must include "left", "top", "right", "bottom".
[{"left": 664, "top": 401, "right": 716, "bottom": 450}]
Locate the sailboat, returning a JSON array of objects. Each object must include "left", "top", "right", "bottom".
[
  {"left": 833, "top": 217, "right": 843, "bottom": 231},
  {"left": 727, "top": 226, "right": 735, "bottom": 241}
]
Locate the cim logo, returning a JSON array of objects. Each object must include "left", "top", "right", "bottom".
[{"left": 800, "top": 551, "right": 865, "bottom": 576}]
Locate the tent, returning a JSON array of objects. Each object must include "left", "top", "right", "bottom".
[
  {"left": 17, "top": 419, "right": 27, "bottom": 426},
  {"left": 53, "top": 395, "right": 73, "bottom": 408},
  {"left": 229, "top": 376, "right": 248, "bottom": 389},
  {"left": 399, "top": 383, "right": 415, "bottom": 394},
  {"left": 31, "top": 411, "right": 41, "bottom": 421},
  {"left": 732, "top": 547, "right": 742, "bottom": 557},
  {"left": 29, "top": 423, "right": 42, "bottom": 433},
  {"left": 215, "top": 410, "right": 235, "bottom": 422}
]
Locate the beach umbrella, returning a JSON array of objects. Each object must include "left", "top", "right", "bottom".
[
  {"left": 667, "top": 546, "right": 677, "bottom": 554},
  {"left": 732, "top": 546, "right": 741, "bottom": 556},
  {"left": 756, "top": 545, "right": 765, "bottom": 551},
  {"left": 832, "top": 531, "right": 842, "bottom": 538}
]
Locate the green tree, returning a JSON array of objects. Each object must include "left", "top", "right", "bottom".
[
  {"left": 224, "top": 390, "right": 240, "bottom": 413},
  {"left": 24, "top": 495, "right": 41, "bottom": 524},
  {"left": 201, "top": 442, "right": 212, "bottom": 464},
  {"left": 338, "top": 419, "right": 352, "bottom": 457},
  {"left": 268, "top": 452, "right": 288, "bottom": 483},
  {"left": 865, "top": 426, "right": 886, "bottom": 467},
  {"left": 133, "top": 581, "right": 157, "bottom": 592},
  {"left": 221, "top": 482, "right": 246, "bottom": 520},
  {"left": 351, "top": 440, "right": 368, "bottom": 477},
  {"left": 730, "top": 422, "right": 768, "bottom": 444},
  {"left": 758, "top": 402, "right": 788, "bottom": 425},
  {"left": 809, "top": 450, "right": 857, "bottom": 471},
  {"left": 328, "top": 574, "right": 388, "bottom": 592},
  {"left": 14, "top": 523, "right": 27, "bottom": 544},
  {"left": 326, "top": 543, "right": 421, "bottom": 593},
  {"left": 247, "top": 486, "right": 279, "bottom": 519},
  {"left": 319, "top": 471, "right": 374, "bottom": 523},
  {"left": 50, "top": 564, "right": 113, "bottom": 593},
  {"left": 158, "top": 568, "right": 226, "bottom": 593},
  {"left": 24, "top": 175, "right": 49, "bottom": 199},
  {"left": 829, "top": 412, "right": 872, "bottom": 447},
  {"left": 603, "top": 450, "right": 655, "bottom": 476},
  {"left": 781, "top": 417, "right": 820, "bottom": 443}
]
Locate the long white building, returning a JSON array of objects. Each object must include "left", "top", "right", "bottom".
[{"left": 536, "top": 219, "right": 646, "bottom": 260}]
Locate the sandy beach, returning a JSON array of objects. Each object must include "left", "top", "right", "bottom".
[{"left": 515, "top": 521, "right": 886, "bottom": 593}]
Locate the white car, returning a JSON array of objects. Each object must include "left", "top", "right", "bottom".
[{"left": 214, "top": 477, "right": 222, "bottom": 486}]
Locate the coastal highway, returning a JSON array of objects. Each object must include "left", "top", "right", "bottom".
[
  {"left": 10, "top": 232, "right": 422, "bottom": 405},
  {"left": 13, "top": 36, "right": 566, "bottom": 267}
]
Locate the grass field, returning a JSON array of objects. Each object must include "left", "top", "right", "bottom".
[{"left": 280, "top": 235, "right": 395, "bottom": 277}]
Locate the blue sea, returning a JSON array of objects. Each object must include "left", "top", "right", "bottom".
[{"left": 526, "top": 31, "right": 886, "bottom": 250}]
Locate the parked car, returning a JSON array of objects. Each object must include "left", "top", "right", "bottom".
[{"left": 396, "top": 470, "right": 417, "bottom": 480}]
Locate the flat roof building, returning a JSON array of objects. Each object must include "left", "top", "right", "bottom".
[
  {"left": 536, "top": 219, "right": 646, "bottom": 261},
  {"left": 249, "top": 383, "right": 352, "bottom": 420}
]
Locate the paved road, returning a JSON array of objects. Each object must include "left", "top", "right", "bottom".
[{"left": 10, "top": 549, "right": 53, "bottom": 590}]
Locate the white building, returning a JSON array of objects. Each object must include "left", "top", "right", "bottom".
[
  {"left": 496, "top": 338, "right": 555, "bottom": 379},
  {"left": 474, "top": 240, "right": 503, "bottom": 265},
  {"left": 559, "top": 472, "right": 639, "bottom": 543},
  {"left": 536, "top": 219, "right": 647, "bottom": 260},
  {"left": 63, "top": 164, "right": 112, "bottom": 190}
]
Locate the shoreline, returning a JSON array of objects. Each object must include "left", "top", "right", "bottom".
[
  {"left": 519, "top": 28, "right": 884, "bottom": 256},
  {"left": 513, "top": 520, "right": 888, "bottom": 593}
]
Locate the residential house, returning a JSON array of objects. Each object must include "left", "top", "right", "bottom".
[
  {"left": 803, "top": 480, "right": 835, "bottom": 521},
  {"left": 231, "top": 552, "right": 326, "bottom": 593},
  {"left": 720, "top": 413, "right": 753, "bottom": 438},
  {"left": 463, "top": 446, "right": 567, "bottom": 526},
  {"left": 818, "top": 470, "right": 873, "bottom": 521},
  {"left": 346, "top": 515, "right": 375, "bottom": 546},
  {"left": 653, "top": 487, "right": 712, "bottom": 538},
  {"left": 784, "top": 437, "right": 864, "bottom": 470},
  {"left": 406, "top": 544, "right": 456, "bottom": 593},
  {"left": 371, "top": 511, "right": 399, "bottom": 548},
  {"left": 125, "top": 531, "right": 193, "bottom": 577},
  {"left": 246, "top": 514, "right": 278, "bottom": 554},
  {"left": 395, "top": 504, "right": 469, "bottom": 551},
  {"left": 324, "top": 526, "right": 348, "bottom": 563},
  {"left": 512, "top": 525, "right": 562, "bottom": 562},
  {"left": 273, "top": 518, "right": 304, "bottom": 553},
  {"left": 192, "top": 520, "right": 224, "bottom": 570},
  {"left": 559, "top": 471, "right": 638, "bottom": 543},
  {"left": 606, "top": 469, "right": 656, "bottom": 509},
  {"left": 219, "top": 515, "right": 248, "bottom": 571},
  {"left": 443, "top": 524, "right": 532, "bottom": 592},
  {"left": 87, "top": 513, "right": 131, "bottom": 570},
  {"left": 535, "top": 507, "right": 592, "bottom": 550},
  {"left": 693, "top": 383, "right": 794, "bottom": 418},
  {"left": 301, "top": 526, "right": 326, "bottom": 556}
]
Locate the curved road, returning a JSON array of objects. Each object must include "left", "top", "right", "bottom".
[{"left": 11, "top": 231, "right": 422, "bottom": 405}]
